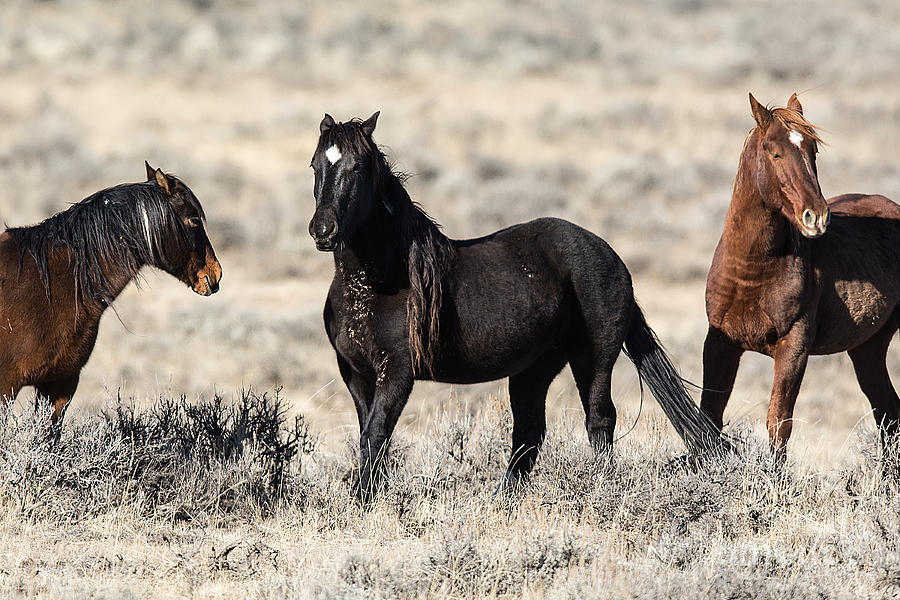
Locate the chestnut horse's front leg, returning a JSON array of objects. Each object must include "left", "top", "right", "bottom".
[
  {"left": 767, "top": 327, "right": 812, "bottom": 457},
  {"left": 358, "top": 366, "right": 414, "bottom": 503},
  {"left": 700, "top": 326, "right": 744, "bottom": 430}
]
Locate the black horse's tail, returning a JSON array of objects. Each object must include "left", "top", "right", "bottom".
[{"left": 623, "top": 301, "right": 730, "bottom": 455}]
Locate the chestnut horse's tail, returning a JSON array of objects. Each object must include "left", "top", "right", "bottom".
[{"left": 623, "top": 301, "right": 731, "bottom": 455}]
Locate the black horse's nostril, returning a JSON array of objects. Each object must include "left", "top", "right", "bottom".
[{"left": 317, "top": 220, "right": 336, "bottom": 239}]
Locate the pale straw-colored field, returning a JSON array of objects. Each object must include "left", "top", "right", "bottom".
[{"left": 2, "top": 1, "right": 900, "bottom": 597}]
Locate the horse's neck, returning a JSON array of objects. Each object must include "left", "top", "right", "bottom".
[
  {"left": 720, "top": 134, "right": 793, "bottom": 260},
  {"left": 40, "top": 247, "right": 133, "bottom": 326},
  {"left": 334, "top": 220, "right": 404, "bottom": 292}
]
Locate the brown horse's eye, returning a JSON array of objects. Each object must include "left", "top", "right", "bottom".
[
  {"left": 772, "top": 152, "right": 782, "bottom": 159},
  {"left": 186, "top": 216, "right": 201, "bottom": 228}
]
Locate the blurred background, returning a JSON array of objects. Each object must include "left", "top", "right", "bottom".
[{"left": 2, "top": 0, "right": 900, "bottom": 465}]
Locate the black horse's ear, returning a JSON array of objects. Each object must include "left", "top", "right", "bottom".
[
  {"left": 787, "top": 92, "right": 803, "bottom": 115},
  {"left": 749, "top": 93, "right": 772, "bottom": 130},
  {"left": 320, "top": 114, "right": 335, "bottom": 134},
  {"left": 153, "top": 168, "right": 172, "bottom": 196},
  {"left": 361, "top": 111, "right": 380, "bottom": 137},
  {"left": 145, "top": 160, "right": 156, "bottom": 181}
]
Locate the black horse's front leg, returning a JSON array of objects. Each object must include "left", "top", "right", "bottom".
[
  {"left": 358, "top": 368, "right": 414, "bottom": 503},
  {"left": 337, "top": 355, "right": 375, "bottom": 432}
]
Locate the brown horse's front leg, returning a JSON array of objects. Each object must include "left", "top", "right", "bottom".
[
  {"left": 0, "top": 378, "right": 19, "bottom": 405},
  {"left": 768, "top": 331, "right": 811, "bottom": 457},
  {"left": 35, "top": 376, "right": 80, "bottom": 440},
  {"left": 700, "top": 326, "right": 744, "bottom": 430}
]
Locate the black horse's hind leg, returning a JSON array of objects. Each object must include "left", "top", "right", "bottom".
[
  {"left": 848, "top": 318, "right": 900, "bottom": 449},
  {"left": 700, "top": 326, "right": 744, "bottom": 430},
  {"left": 358, "top": 369, "right": 414, "bottom": 503},
  {"left": 568, "top": 342, "right": 620, "bottom": 451},
  {"left": 505, "top": 353, "right": 566, "bottom": 487}
]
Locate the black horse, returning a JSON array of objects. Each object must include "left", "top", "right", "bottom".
[{"left": 309, "top": 112, "right": 723, "bottom": 499}]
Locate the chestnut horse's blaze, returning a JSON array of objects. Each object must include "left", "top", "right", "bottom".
[
  {"left": 0, "top": 162, "right": 221, "bottom": 426},
  {"left": 703, "top": 93, "right": 900, "bottom": 455}
]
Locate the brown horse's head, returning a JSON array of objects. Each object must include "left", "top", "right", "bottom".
[
  {"left": 144, "top": 162, "right": 222, "bottom": 296},
  {"left": 749, "top": 93, "right": 830, "bottom": 238}
]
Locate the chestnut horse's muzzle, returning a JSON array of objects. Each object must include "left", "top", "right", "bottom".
[{"left": 799, "top": 206, "right": 830, "bottom": 239}]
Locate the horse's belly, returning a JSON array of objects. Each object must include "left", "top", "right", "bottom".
[
  {"left": 431, "top": 307, "right": 566, "bottom": 383},
  {"left": 812, "top": 281, "right": 897, "bottom": 354}
]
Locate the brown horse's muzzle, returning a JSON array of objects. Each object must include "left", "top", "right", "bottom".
[{"left": 193, "top": 257, "right": 222, "bottom": 296}]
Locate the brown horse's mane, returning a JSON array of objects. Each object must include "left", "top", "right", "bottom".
[
  {"left": 769, "top": 105, "right": 826, "bottom": 148},
  {"left": 6, "top": 181, "right": 196, "bottom": 305},
  {"left": 320, "top": 120, "right": 456, "bottom": 375}
]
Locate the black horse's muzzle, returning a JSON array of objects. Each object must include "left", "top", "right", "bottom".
[{"left": 309, "top": 211, "right": 340, "bottom": 251}]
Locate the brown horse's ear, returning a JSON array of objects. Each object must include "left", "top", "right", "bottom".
[
  {"left": 749, "top": 93, "right": 772, "bottom": 130},
  {"left": 154, "top": 168, "right": 172, "bottom": 196},
  {"left": 361, "top": 111, "right": 380, "bottom": 137},
  {"left": 320, "top": 114, "right": 335, "bottom": 134},
  {"left": 788, "top": 92, "right": 803, "bottom": 115},
  {"left": 145, "top": 160, "right": 156, "bottom": 181}
]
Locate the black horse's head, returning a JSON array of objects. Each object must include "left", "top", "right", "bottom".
[
  {"left": 144, "top": 162, "right": 222, "bottom": 296},
  {"left": 308, "top": 111, "right": 381, "bottom": 251}
]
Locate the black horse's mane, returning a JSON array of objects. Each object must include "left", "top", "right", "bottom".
[
  {"left": 7, "top": 182, "right": 191, "bottom": 304},
  {"left": 321, "top": 120, "right": 456, "bottom": 374}
]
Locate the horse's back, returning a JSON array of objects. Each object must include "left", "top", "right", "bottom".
[
  {"left": 828, "top": 193, "right": 900, "bottom": 220},
  {"left": 436, "top": 217, "right": 634, "bottom": 381}
]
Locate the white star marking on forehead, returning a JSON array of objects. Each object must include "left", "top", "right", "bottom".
[
  {"left": 788, "top": 130, "right": 804, "bottom": 148},
  {"left": 325, "top": 145, "right": 342, "bottom": 165}
]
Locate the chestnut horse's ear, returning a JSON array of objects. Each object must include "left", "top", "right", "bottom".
[
  {"left": 153, "top": 168, "right": 172, "bottom": 196},
  {"left": 788, "top": 92, "right": 803, "bottom": 115},
  {"left": 320, "top": 114, "right": 335, "bottom": 134},
  {"left": 749, "top": 93, "right": 772, "bottom": 130},
  {"left": 145, "top": 160, "right": 156, "bottom": 181},
  {"left": 361, "top": 111, "right": 380, "bottom": 137}
]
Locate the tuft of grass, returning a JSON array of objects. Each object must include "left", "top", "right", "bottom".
[{"left": 0, "top": 389, "right": 314, "bottom": 523}]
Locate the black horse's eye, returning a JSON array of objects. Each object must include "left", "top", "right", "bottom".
[{"left": 186, "top": 216, "right": 202, "bottom": 228}]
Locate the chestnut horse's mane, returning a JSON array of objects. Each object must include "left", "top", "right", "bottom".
[
  {"left": 320, "top": 120, "right": 456, "bottom": 375},
  {"left": 7, "top": 182, "right": 194, "bottom": 305}
]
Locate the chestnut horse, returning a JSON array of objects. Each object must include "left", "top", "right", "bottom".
[
  {"left": 309, "top": 112, "right": 724, "bottom": 500},
  {"left": 0, "top": 162, "right": 222, "bottom": 426},
  {"left": 703, "top": 93, "right": 900, "bottom": 456}
]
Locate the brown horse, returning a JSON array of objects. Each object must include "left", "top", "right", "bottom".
[
  {"left": 702, "top": 92, "right": 900, "bottom": 456},
  {"left": 0, "top": 162, "right": 221, "bottom": 426}
]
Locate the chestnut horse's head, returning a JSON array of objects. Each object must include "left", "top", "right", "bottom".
[
  {"left": 308, "top": 111, "right": 381, "bottom": 251},
  {"left": 748, "top": 93, "right": 830, "bottom": 238},
  {"left": 144, "top": 162, "right": 222, "bottom": 296}
]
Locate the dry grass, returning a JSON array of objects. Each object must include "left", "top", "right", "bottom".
[
  {"left": 1, "top": 393, "right": 900, "bottom": 599},
  {"left": 3, "top": 0, "right": 900, "bottom": 596}
]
